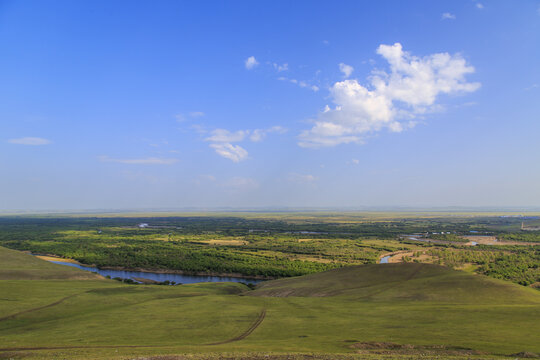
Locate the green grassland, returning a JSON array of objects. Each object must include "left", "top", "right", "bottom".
[
  {"left": 0, "top": 213, "right": 538, "bottom": 286},
  {"left": 1, "top": 246, "right": 539, "bottom": 359},
  {"left": 0, "top": 246, "right": 102, "bottom": 281}
]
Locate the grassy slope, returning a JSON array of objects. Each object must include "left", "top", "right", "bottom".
[
  {"left": 0, "top": 247, "right": 539, "bottom": 359},
  {"left": 0, "top": 246, "right": 102, "bottom": 281},
  {"left": 249, "top": 263, "right": 540, "bottom": 303}
]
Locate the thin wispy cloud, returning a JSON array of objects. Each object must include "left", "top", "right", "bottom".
[
  {"left": 206, "top": 129, "right": 248, "bottom": 143},
  {"left": 277, "top": 77, "right": 319, "bottom": 92},
  {"left": 476, "top": 3, "right": 484, "bottom": 9},
  {"left": 273, "top": 63, "right": 288, "bottom": 72},
  {"left": 288, "top": 173, "right": 317, "bottom": 183},
  {"left": 189, "top": 111, "right": 205, "bottom": 118},
  {"left": 299, "top": 43, "right": 480, "bottom": 148},
  {"left": 245, "top": 56, "right": 259, "bottom": 70},
  {"left": 8, "top": 137, "right": 52, "bottom": 145},
  {"left": 250, "top": 126, "right": 287, "bottom": 142},
  {"left": 209, "top": 143, "right": 248, "bottom": 162},
  {"left": 441, "top": 12, "right": 456, "bottom": 20},
  {"left": 222, "top": 176, "right": 259, "bottom": 190},
  {"left": 99, "top": 156, "right": 178, "bottom": 165},
  {"left": 176, "top": 111, "right": 205, "bottom": 122}
]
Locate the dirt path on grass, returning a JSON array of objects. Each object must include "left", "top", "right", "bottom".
[
  {"left": 206, "top": 309, "right": 266, "bottom": 345},
  {"left": 0, "top": 310, "right": 268, "bottom": 352},
  {"left": 0, "top": 293, "right": 83, "bottom": 322}
]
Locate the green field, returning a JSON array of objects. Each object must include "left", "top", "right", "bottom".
[
  {"left": 1, "top": 245, "right": 539, "bottom": 359},
  {"left": 0, "top": 213, "right": 538, "bottom": 286}
]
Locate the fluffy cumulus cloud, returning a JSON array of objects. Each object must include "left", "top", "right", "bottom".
[
  {"left": 245, "top": 56, "right": 259, "bottom": 70},
  {"left": 205, "top": 126, "right": 286, "bottom": 162},
  {"left": 8, "top": 137, "right": 51, "bottom": 145},
  {"left": 339, "top": 63, "right": 354, "bottom": 78},
  {"left": 299, "top": 43, "right": 480, "bottom": 148}
]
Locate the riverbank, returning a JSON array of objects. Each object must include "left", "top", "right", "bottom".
[
  {"left": 33, "top": 254, "right": 82, "bottom": 264},
  {"left": 32, "top": 253, "right": 274, "bottom": 281}
]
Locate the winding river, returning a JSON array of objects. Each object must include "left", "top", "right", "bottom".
[{"left": 46, "top": 260, "right": 263, "bottom": 285}]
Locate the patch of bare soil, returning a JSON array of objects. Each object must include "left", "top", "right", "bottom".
[
  {"left": 349, "top": 341, "right": 486, "bottom": 356},
  {"left": 381, "top": 251, "right": 433, "bottom": 264},
  {"left": 34, "top": 255, "right": 81, "bottom": 264},
  {"left": 136, "top": 355, "right": 364, "bottom": 360},
  {"left": 0, "top": 351, "right": 31, "bottom": 359},
  {"left": 510, "top": 352, "right": 539, "bottom": 358},
  {"left": 463, "top": 236, "right": 533, "bottom": 246}
]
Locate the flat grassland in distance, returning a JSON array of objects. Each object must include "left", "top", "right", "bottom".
[
  {"left": 1, "top": 246, "right": 539, "bottom": 359},
  {"left": 0, "top": 212, "right": 538, "bottom": 285}
]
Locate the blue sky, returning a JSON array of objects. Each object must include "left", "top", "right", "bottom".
[{"left": 1, "top": 0, "right": 539, "bottom": 210}]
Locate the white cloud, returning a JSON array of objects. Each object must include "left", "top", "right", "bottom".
[
  {"left": 323, "top": 40, "right": 330, "bottom": 45},
  {"left": 250, "top": 126, "right": 287, "bottom": 142},
  {"left": 441, "top": 12, "right": 456, "bottom": 20},
  {"left": 299, "top": 43, "right": 480, "bottom": 148},
  {"left": 339, "top": 63, "right": 354, "bottom": 78},
  {"left": 176, "top": 111, "right": 205, "bottom": 122},
  {"left": 209, "top": 143, "right": 248, "bottom": 163},
  {"left": 206, "top": 126, "right": 285, "bottom": 161},
  {"left": 278, "top": 77, "right": 319, "bottom": 92},
  {"left": 189, "top": 111, "right": 205, "bottom": 118},
  {"left": 8, "top": 137, "right": 51, "bottom": 145},
  {"left": 476, "top": 3, "right": 484, "bottom": 9},
  {"left": 224, "top": 176, "right": 259, "bottom": 189},
  {"left": 99, "top": 156, "right": 178, "bottom": 165},
  {"left": 205, "top": 129, "right": 248, "bottom": 143},
  {"left": 245, "top": 56, "right": 259, "bottom": 70},
  {"left": 288, "top": 173, "right": 317, "bottom": 183},
  {"left": 273, "top": 63, "right": 288, "bottom": 72},
  {"left": 351, "top": 159, "right": 360, "bottom": 165},
  {"left": 199, "top": 174, "right": 216, "bottom": 182}
]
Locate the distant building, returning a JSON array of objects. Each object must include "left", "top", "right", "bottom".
[{"left": 138, "top": 223, "right": 149, "bottom": 228}]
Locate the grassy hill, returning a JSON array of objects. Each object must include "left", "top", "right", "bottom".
[
  {"left": 0, "top": 247, "right": 539, "bottom": 359},
  {"left": 249, "top": 262, "right": 540, "bottom": 304},
  {"left": 0, "top": 246, "right": 102, "bottom": 280}
]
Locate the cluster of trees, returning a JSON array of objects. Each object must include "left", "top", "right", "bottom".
[
  {"left": 499, "top": 232, "right": 540, "bottom": 243},
  {"left": 0, "top": 216, "right": 537, "bottom": 285},
  {"left": 427, "top": 247, "right": 539, "bottom": 286}
]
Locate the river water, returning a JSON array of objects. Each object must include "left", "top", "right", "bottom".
[{"left": 48, "top": 261, "right": 263, "bottom": 285}]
